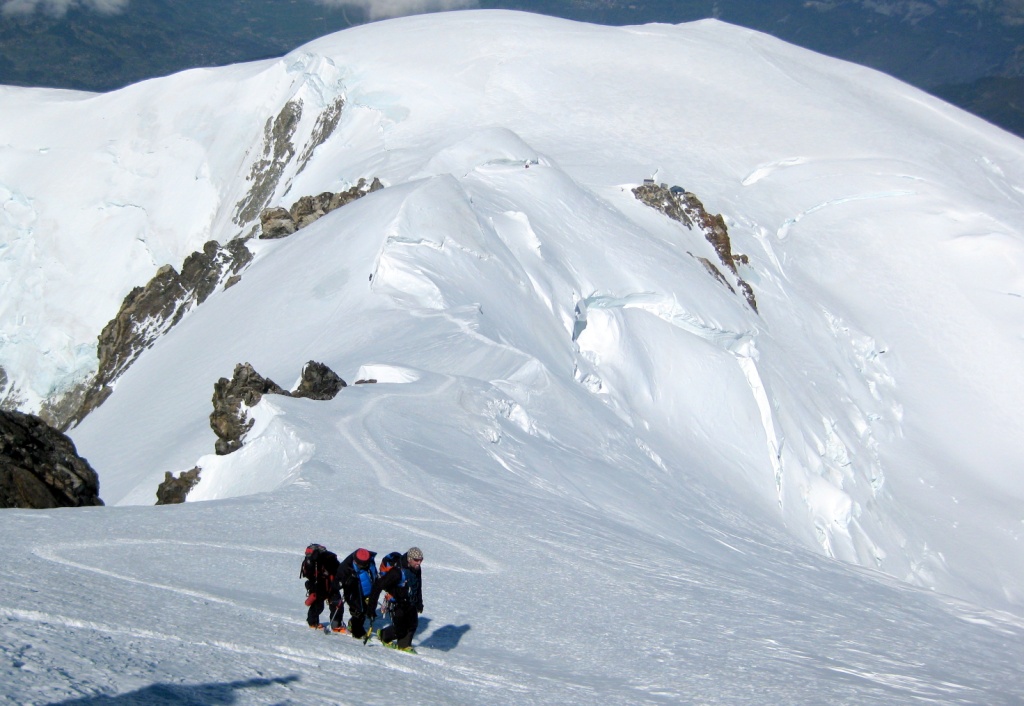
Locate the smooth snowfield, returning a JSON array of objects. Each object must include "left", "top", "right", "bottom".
[
  {"left": 2, "top": 453, "right": 1023, "bottom": 704},
  {"left": 1, "top": 9, "right": 1023, "bottom": 703}
]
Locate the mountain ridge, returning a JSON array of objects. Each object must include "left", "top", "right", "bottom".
[
  {"left": 0, "top": 3, "right": 1021, "bottom": 608},
  {"left": 1, "top": 12, "right": 1023, "bottom": 702}
]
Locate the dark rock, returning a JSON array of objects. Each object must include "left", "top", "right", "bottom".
[
  {"left": 633, "top": 182, "right": 758, "bottom": 313},
  {"left": 258, "top": 177, "right": 384, "bottom": 239},
  {"left": 354, "top": 379, "right": 377, "bottom": 385},
  {"left": 37, "top": 379, "right": 91, "bottom": 432},
  {"left": 692, "top": 254, "right": 735, "bottom": 293},
  {"left": 234, "top": 99, "right": 303, "bottom": 227},
  {"left": 290, "top": 191, "right": 334, "bottom": 229},
  {"left": 329, "top": 177, "right": 384, "bottom": 211},
  {"left": 210, "top": 363, "right": 287, "bottom": 456},
  {"left": 292, "top": 361, "right": 347, "bottom": 400},
  {"left": 297, "top": 96, "right": 346, "bottom": 174},
  {"left": 632, "top": 181, "right": 694, "bottom": 228},
  {"left": 0, "top": 410, "right": 103, "bottom": 509},
  {"left": 208, "top": 360, "right": 348, "bottom": 455},
  {"left": 258, "top": 207, "right": 296, "bottom": 240},
  {"left": 155, "top": 466, "right": 201, "bottom": 505},
  {"left": 70, "top": 238, "right": 253, "bottom": 428}
]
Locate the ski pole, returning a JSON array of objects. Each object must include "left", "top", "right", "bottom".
[{"left": 327, "top": 599, "right": 341, "bottom": 634}]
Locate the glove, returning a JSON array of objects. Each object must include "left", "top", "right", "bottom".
[{"left": 304, "top": 593, "right": 317, "bottom": 606}]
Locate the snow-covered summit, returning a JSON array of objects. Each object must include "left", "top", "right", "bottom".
[{"left": 2, "top": 11, "right": 1024, "bottom": 703}]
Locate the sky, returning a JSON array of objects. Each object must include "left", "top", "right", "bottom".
[
  {"left": 0, "top": 0, "right": 476, "bottom": 18},
  {"left": 1, "top": 9, "right": 1023, "bottom": 703}
]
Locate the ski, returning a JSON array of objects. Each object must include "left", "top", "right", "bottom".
[{"left": 378, "top": 638, "right": 417, "bottom": 654}]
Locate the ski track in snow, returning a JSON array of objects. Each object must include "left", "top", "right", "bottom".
[
  {"left": 0, "top": 605, "right": 369, "bottom": 669},
  {"left": 11, "top": 538, "right": 529, "bottom": 700},
  {"left": 336, "top": 374, "right": 476, "bottom": 524},
  {"left": 741, "top": 156, "right": 808, "bottom": 185},
  {"left": 32, "top": 540, "right": 298, "bottom": 619},
  {"left": 776, "top": 190, "right": 916, "bottom": 241},
  {"left": 335, "top": 373, "right": 504, "bottom": 578},
  {"left": 0, "top": 604, "right": 525, "bottom": 698}
]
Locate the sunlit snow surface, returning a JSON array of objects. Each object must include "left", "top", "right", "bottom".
[{"left": 2, "top": 10, "right": 1024, "bottom": 704}]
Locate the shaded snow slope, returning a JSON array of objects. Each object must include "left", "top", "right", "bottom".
[{"left": 2, "top": 10, "right": 1023, "bottom": 703}]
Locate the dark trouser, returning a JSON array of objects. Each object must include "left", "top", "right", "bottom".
[
  {"left": 347, "top": 614, "right": 368, "bottom": 638},
  {"left": 345, "top": 597, "right": 369, "bottom": 638},
  {"left": 380, "top": 604, "right": 419, "bottom": 648},
  {"left": 306, "top": 582, "right": 340, "bottom": 627},
  {"left": 327, "top": 599, "right": 343, "bottom": 630}
]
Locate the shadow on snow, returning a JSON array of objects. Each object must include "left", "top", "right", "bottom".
[
  {"left": 48, "top": 675, "right": 299, "bottom": 705},
  {"left": 417, "top": 617, "right": 471, "bottom": 652}
]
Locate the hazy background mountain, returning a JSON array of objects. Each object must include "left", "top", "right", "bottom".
[{"left": 2, "top": 0, "right": 1023, "bottom": 137}]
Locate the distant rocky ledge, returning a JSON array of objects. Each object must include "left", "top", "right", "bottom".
[
  {"left": 258, "top": 177, "right": 384, "bottom": 239},
  {"left": 633, "top": 181, "right": 757, "bottom": 313},
  {"left": 210, "top": 360, "right": 348, "bottom": 455},
  {"left": 156, "top": 360, "right": 348, "bottom": 504},
  {"left": 59, "top": 179, "right": 383, "bottom": 433}
]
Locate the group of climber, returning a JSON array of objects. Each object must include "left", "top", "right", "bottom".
[{"left": 300, "top": 543, "right": 424, "bottom": 652}]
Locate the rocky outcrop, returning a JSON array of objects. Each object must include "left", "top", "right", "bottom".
[
  {"left": 70, "top": 238, "right": 253, "bottom": 428},
  {"left": 210, "top": 360, "right": 347, "bottom": 456},
  {"left": 155, "top": 466, "right": 201, "bottom": 505},
  {"left": 235, "top": 96, "right": 351, "bottom": 230},
  {"left": 0, "top": 410, "right": 103, "bottom": 509},
  {"left": 259, "top": 207, "right": 297, "bottom": 239},
  {"left": 259, "top": 177, "right": 385, "bottom": 239},
  {"left": 292, "top": 361, "right": 347, "bottom": 400},
  {"left": 234, "top": 100, "right": 304, "bottom": 227},
  {"left": 0, "top": 365, "right": 22, "bottom": 416},
  {"left": 633, "top": 182, "right": 758, "bottom": 312},
  {"left": 297, "top": 96, "right": 346, "bottom": 175},
  {"left": 210, "top": 363, "right": 288, "bottom": 456}
]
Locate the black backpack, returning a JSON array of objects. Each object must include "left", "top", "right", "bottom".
[
  {"left": 300, "top": 543, "right": 337, "bottom": 581},
  {"left": 379, "top": 551, "right": 404, "bottom": 576},
  {"left": 378, "top": 551, "right": 408, "bottom": 606}
]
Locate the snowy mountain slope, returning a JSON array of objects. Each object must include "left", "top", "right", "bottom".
[
  {"left": 54, "top": 9, "right": 1023, "bottom": 601},
  {"left": 1, "top": 429, "right": 1022, "bottom": 704},
  {"left": 0, "top": 51, "right": 351, "bottom": 417},
  {"left": 2, "top": 9, "right": 1024, "bottom": 703}
]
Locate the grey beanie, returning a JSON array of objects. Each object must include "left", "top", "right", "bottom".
[{"left": 407, "top": 547, "right": 423, "bottom": 560}]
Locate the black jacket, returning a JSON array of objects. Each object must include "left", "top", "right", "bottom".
[
  {"left": 335, "top": 550, "right": 379, "bottom": 612},
  {"left": 370, "top": 553, "right": 422, "bottom": 613}
]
